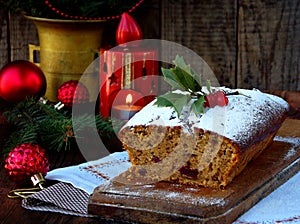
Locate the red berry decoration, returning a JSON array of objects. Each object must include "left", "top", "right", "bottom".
[
  {"left": 204, "top": 91, "right": 229, "bottom": 108},
  {"left": 57, "top": 80, "right": 90, "bottom": 108},
  {"left": 5, "top": 143, "right": 50, "bottom": 182},
  {"left": 0, "top": 60, "right": 47, "bottom": 103},
  {"left": 44, "top": 0, "right": 144, "bottom": 20}
]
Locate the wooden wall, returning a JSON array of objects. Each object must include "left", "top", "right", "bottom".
[
  {"left": 162, "top": 0, "right": 300, "bottom": 91},
  {"left": 0, "top": 12, "right": 39, "bottom": 68},
  {"left": 0, "top": 0, "right": 299, "bottom": 91},
  {"left": 0, "top": 9, "right": 9, "bottom": 66}
]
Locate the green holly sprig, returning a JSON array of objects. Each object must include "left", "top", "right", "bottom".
[{"left": 154, "top": 55, "right": 211, "bottom": 116}]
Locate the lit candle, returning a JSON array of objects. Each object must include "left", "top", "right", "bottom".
[{"left": 112, "top": 93, "right": 142, "bottom": 120}]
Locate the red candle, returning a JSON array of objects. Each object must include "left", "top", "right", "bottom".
[{"left": 99, "top": 46, "right": 159, "bottom": 117}]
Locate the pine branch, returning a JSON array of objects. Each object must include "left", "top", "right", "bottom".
[
  {"left": 3, "top": 98, "right": 65, "bottom": 129},
  {"left": 38, "top": 118, "right": 74, "bottom": 152},
  {"left": 73, "top": 114, "right": 124, "bottom": 138},
  {"left": 2, "top": 98, "right": 121, "bottom": 154},
  {"left": 3, "top": 125, "right": 39, "bottom": 157}
]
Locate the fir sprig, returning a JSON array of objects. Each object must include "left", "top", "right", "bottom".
[
  {"left": 2, "top": 98, "right": 120, "bottom": 156},
  {"left": 154, "top": 55, "right": 209, "bottom": 117},
  {"left": 2, "top": 125, "right": 39, "bottom": 156},
  {"left": 3, "top": 98, "right": 65, "bottom": 128}
]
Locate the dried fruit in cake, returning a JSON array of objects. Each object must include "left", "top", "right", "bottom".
[{"left": 118, "top": 56, "right": 289, "bottom": 188}]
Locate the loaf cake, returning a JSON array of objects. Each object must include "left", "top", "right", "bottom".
[{"left": 118, "top": 88, "right": 289, "bottom": 188}]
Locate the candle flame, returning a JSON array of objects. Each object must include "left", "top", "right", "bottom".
[{"left": 126, "top": 93, "right": 133, "bottom": 106}]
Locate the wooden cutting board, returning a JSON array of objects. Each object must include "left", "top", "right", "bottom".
[{"left": 88, "top": 119, "right": 300, "bottom": 224}]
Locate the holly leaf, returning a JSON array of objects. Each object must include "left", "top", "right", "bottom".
[
  {"left": 173, "top": 55, "right": 204, "bottom": 92},
  {"left": 156, "top": 55, "right": 212, "bottom": 117},
  {"left": 171, "top": 66, "right": 196, "bottom": 92},
  {"left": 191, "top": 95, "right": 206, "bottom": 115},
  {"left": 154, "top": 92, "right": 191, "bottom": 117},
  {"left": 192, "top": 70, "right": 202, "bottom": 92},
  {"left": 161, "top": 67, "right": 187, "bottom": 91},
  {"left": 161, "top": 56, "right": 200, "bottom": 92},
  {"left": 173, "top": 55, "right": 197, "bottom": 91},
  {"left": 173, "top": 55, "right": 192, "bottom": 74}
]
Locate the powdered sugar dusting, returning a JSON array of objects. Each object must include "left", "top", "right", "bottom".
[
  {"left": 101, "top": 179, "right": 228, "bottom": 207},
  {"left": 125, "top": 88, "right": 289, "bottom": 148},
  {"left": 107, "top": 186, "right": 226, "bottom": 207},
  {"left": 274, "top": 136, "right": 300, "bottom": 160},
  {"left": 274, "top": 136, "right": 300, "bottom": 145},
  {"left": 162, "top": 190, "right": 226, "bottom": 206}
]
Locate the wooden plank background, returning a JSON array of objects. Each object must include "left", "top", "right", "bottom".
[
  {"left": 0, "top": 0, "right": 299, "bottom": 91},
  {"left": 161, "top": 0, "right": 237, "bottom": 89},
  {"left": 0, "top": 9, "right": 9, "bottom": 66},
  {"left": 238, "top": 0, "right": 300, "bottom": 90}
]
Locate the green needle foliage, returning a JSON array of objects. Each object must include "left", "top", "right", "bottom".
[{"left": 2, "top": 98, "right": 122, "bottom": 156}]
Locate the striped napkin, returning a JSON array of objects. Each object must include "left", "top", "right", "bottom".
[
  {"left": 22, "top": 182, "right": 92, "bottom": 217},
  {"left": 22, "top": 151, "right": 131, "bottom": 217}
]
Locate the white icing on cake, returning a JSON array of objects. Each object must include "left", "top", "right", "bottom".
[{"left": 124, "top": 88, "right": 289, "bottom": 149}]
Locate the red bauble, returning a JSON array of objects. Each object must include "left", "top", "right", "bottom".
[
  {"left": 116, "top": 12, "right": 142, "bottom": 45},
  {"left": 57, "top": 80, "right": 90, "bottom": 108},
  {"left": 0, "top": 60, "right": 47, "bottom": 103},
  {"left": 4, "top": 143, "right": 50, "bottom": 182}
]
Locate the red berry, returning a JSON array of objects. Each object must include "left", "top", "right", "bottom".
[
  {"left": 204, "top": 91, "right": 228, "bottom": 108},
  {"left": 204, "top": 96, "right": 209, "bottom": 107},
  {"left": 215, "top": 91, "right": 228, "bottom": 106},
  {"left": 204, "top": 94, "right": 215, "bottom": 107}
]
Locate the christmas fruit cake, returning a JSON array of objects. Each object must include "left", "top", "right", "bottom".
[{"left": 117, "top": 56, "right": 289, "bottom": 188}]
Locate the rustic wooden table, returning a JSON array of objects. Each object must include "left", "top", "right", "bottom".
[{"left": 0, "top": 91, "right": 299, "bottom": 224}]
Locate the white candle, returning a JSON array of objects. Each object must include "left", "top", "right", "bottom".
[{"left": 112, "top": 93, "right": 142, "bottom": 120}]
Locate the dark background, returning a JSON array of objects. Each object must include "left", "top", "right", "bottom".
[{"left": 0, "top": 0, "right": 299, "bottom": 91}]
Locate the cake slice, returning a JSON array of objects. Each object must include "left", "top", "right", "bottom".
[
  {"left": 117, "top": 56, "right": 289, "bottom": 188},
  {"left": 118, "top": 88, "right": 288, "bottom": 188}
]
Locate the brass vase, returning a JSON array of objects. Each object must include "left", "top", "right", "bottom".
[{"left": 26, "top": 16, "right": 107, "bottom": 101}]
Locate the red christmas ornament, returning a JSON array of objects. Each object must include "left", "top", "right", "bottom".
[
  {"left": 4, "top": 143, "right": 50, "bottom": 182},
  {"left": 0, "top": 60, "right": 47, "bottom": 103},
  {"left": 116, "top": 12, "right": 142, "bottom": 45},
  {"left": 57, "top": 80, "right": 90, "bottom": 108}
]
